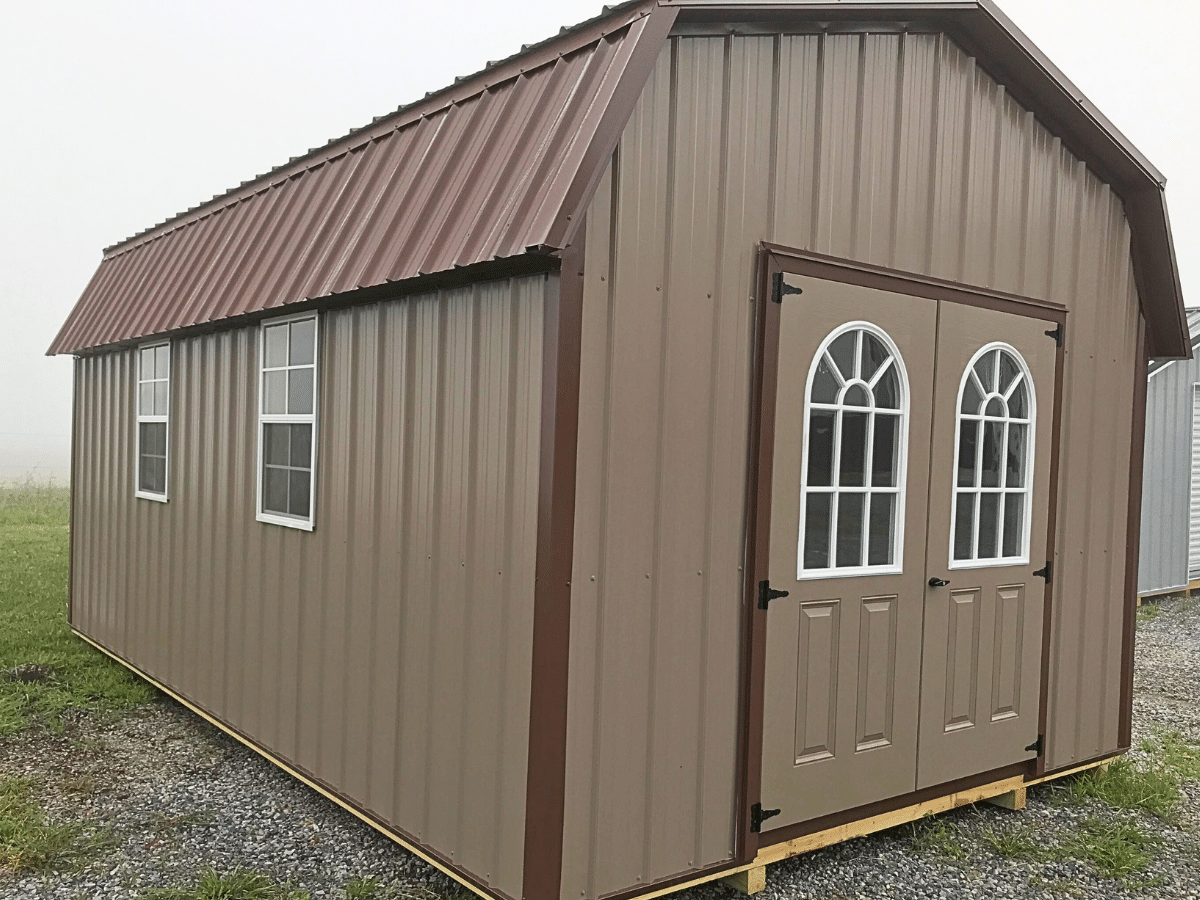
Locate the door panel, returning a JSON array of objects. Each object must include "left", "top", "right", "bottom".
[
  {"left": 761, "top": 276, "right": 936, "bottom": 827},
  {"left": 916, "top": 302, "right": 1057, "bottom": 788}
]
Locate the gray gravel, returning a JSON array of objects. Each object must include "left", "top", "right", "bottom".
[{"left": 3, "top": 596, "right": 1200, "bottom": 899}]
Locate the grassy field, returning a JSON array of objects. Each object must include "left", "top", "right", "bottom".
[{"left": 0, "top": 481, "right": 151, "bottom": 735}]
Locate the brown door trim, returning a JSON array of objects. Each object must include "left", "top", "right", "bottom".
[
  {"left": 760, "top": 760, "right": 1034, "bottom": 845},
  {"left": 760, "top": 243, "right": 1068, "bottom": 324},
  {"left": 740, "top": 242, "right": 1069, "bottom": 849},
  {"left": 522, "top": 232, "right": 586, "bottom": 900},
  {"left": 735, "top": 247, "right": 786, "bottom": 862},
  {"left": 1035, "top": 307, "right": 1069, "bottom": 776},
  {"left": 1118, "top": 317, "right": 1150, "bottom": 750}
]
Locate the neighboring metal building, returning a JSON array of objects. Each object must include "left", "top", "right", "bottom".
[
  {"left": 1139, "top": 310, "right": 1200, "bottom": 597},
  {"left": 51, "top": 2, "right": 1189, "bottom": 899}
]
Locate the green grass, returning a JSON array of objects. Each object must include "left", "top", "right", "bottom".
[
  {"left": 343, "top": 878, "right": 382, "bottom": 899},
  {"left": 1060, "top": 817, "right": 1158, "bottom": 880},
  {"left": 1137, "top": 601, "right": 1162, "bottom": 624},
  {"left": 0, "top": 482, "right": 152, "bottom": 734},
  {"left": 0, "top": 776, "right": 109, "bottom": 874},
  {"left": 140, "top": 868, "right": 311, "bottom": 900},
  {"left": 1066, "top": 757, "right": 1180, "bottom": 821},
  {"left": 977, "top": 822, "right": 1042, "bottom": 859},
  {"left": 902, "top": 815, "right": 968, "bottom": 860}
]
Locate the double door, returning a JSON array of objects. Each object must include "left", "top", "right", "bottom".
[{"left": 758, "top": 268, "right": 1059, "bottom": 830}]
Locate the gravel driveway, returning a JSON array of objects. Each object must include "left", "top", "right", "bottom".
[{"left": 3, "top": 596, "right": 1199, "bottom": 900}]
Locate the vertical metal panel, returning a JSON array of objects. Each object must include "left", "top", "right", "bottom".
[
  {"left": 70, "top": 275, "right": 546, "bottom": 900},
  {"left": 563, "top": 28, "right": 1147, "bottom": 896},
  {"left": 1138, "top": 358, "right": 1194, "bottom": 594}
]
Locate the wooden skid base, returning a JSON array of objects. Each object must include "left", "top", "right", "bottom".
[
  {"left": 756, "top": 757, "right": 1112, "bottom": 867},
  {"left": 720, "top": 866, "right": 766, "bottom": 895}
]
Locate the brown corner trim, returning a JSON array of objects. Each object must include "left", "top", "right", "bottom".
[
  {"left": 761, "top": 244, "right": 1068, "bottom": 323},
  {"left": 735, "top": 247, "right": 786, "bottom": 862},
  {"left": 71, "top": 628, "right": 512, "bottom": 900},
  {"left": 522, "top": 228, "right": 587, "bottom": 900},
  {"left": 760, "top": 761, "right": 1034, "bottom": 846},
  {"left": 1035, "top": 310, "right": 1068, "bottom": 776},
  {"left": 1119, "top": 318, "right": 1150, "bottom": 749},
  {"left": 66, "top": 359, "right": 79, "bottom": 629}
]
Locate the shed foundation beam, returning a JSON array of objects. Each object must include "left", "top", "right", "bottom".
[
  {"left": 720, "top": 865, "right": 766, "bottom": 895},
  {"left": 983, "top": 787, "right": 1027, "bottom": 810}
]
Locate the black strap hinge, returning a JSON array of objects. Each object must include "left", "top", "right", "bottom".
[
  {"left": 758, "top": 579, "right": 790, "bottom": 611},
  {"left": 772, "top": 272, "right": 804, "bottom": 304},
  {"left": 750, "top": 802, "right": 781, "bottom": 833},
  {"left": 1044, "top": 323, "right": 1063, "bottom": 346},
  {"left": 1033, "top": 561, "right": 1052, "bottom": 583},
  {"left": 1026, "top": 734, "right": 1044, "bottom": 755}
]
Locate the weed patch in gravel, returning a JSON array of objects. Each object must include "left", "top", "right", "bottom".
[
  {"left": 138, "top": 867, "right": 310, "bottom": 900},
  {"left": 0, "top": 777, "right": 108, "bottom": 875}
]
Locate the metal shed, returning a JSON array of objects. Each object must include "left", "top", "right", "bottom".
[
  {"left": 1139, "top": 310, "right": 1200, "bottom": 597},
  {"left": 51, "top": 2, "right": 1189, "bottom": 899}
]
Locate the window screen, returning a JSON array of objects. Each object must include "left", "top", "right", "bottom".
[
  {"left": 136, "top": 343, "right": 170, "bottom": 499},
  {"left": 258, "top": 316, "right": 318, "bottom": 527},
  {"left": 798, "top": 323, "right": 908, "bottom": 578},
  {"left": 950, "top": 344, "right": 1035, "bottom": 566}
]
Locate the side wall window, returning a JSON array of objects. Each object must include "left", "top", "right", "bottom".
[
  {"left": 257, "top": 314, "right": 318, "bottom": 529},
  {"left": 136, "top": 342, "right": 170, "bottom": 500},
  {"left": 798, "top": 322, "right": 909, "bottom": 578},
  {"left": 950, "top": 343, "right": 1035, "bottom": 567}
]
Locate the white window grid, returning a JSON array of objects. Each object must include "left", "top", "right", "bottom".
[
  {"left": 797, "top": 321, "right": 910, "bottom": 581},
  {"left": 135, "top": 341, "right": 170, "bottom": 502},
  {"left": 948, "top": 341, "right": 1036, "bottom": 569},
  {"left": 256, "top": 312, "right": 319, "bottom": 531}
]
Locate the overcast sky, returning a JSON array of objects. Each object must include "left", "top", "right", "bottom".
[{"left": 1, "top": 0, "right": 1196, "bottom": 483}]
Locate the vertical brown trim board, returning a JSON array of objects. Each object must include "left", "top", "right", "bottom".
[
  {"left": 1118, "top": 317, "right": 1150, "bottom": 750},
  {"left": 522, "top": 231, "right": 586, "bottom": 900},
  {"left": 1035, "top": 316, "right": 1069, "bottom": 777},
  {"left": 735, "top": 248, "right": 785, "bottom": 862},
  {"left": 67, "top": 357, "right": 79, "bottom": 628}
]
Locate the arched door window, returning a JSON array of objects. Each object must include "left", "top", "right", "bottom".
[
  {"left": 798, "top": 322, "right": 909, "bottom": 578},
  {"left": 950, "top": 343, "right": 1036, "bottom": 567}
]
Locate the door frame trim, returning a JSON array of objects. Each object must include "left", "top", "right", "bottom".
[{"left": 738, "top": 244, "right": 1068, "bottom": 856}]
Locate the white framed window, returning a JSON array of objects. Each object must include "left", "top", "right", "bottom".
[
  {"left": 257, "top": 312, "right": 319, "bottom": 530},
  {"left": 135, "top": 342, "right": 170, "bottom": 501},
  {"left": 797, "top": 321, "right": 910, "bottom": 580},
  {"left": 949, "top": 343, "right": 1036, "bottom": 568}
]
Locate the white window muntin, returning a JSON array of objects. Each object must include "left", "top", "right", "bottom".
[
  {"left": 948, "top": 341, "right": 1036, "bottom": 569},
  {"left": 256, "top": 311, "right": 319, "bottom": 531},
  {"left": 797, "top": 320, "right": 910, "bottom": 580},
  {"left": 135, "top": 341, "right": 170, "bottom": 502}
]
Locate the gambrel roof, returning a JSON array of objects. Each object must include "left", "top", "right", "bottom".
[{"left": 50, "top": 0, "right": 1188, "bottom": 357}]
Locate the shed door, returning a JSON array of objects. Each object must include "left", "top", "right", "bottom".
[
  {"left": 759, "top": 272, "right": 1059, "bottom": 831},
  {"left": 1189, "top": 385, "right": 1200, "bottom": 582},
  {"left": 915, "top": 302, "right": 1057, "bottom": 788},
  {"left": 759, "top": 277, "right": 937, "bottom": 825}
]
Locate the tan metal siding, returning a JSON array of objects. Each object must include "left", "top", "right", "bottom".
[
  {"left": 563, "top": 30, "right": 1143, "bottom": 895},
  {"left": 70, "top": 275, "right": 546, "bottom": 899}
]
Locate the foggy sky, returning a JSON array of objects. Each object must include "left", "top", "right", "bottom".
[{"left": 2, "top": 0, "right": 1196, "bottom": 483}]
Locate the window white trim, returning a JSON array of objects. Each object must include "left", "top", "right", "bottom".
[
  {"left": 135, "top": 341, "right": 170, "bottom": 502},
  {"left": 947, "top": 341, "right": 1036, "bottom": 570},
  {"left": 796, "top": 320, "right": 911, "bottom": 581},
  {"left": 256, "top": 310, "right": 319, "bottom": 531}
]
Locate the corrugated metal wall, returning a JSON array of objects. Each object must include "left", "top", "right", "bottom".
[
  {"left": 562, "top": 29, "right": 1143, "bottom": 896},
  {"left": 71, "top": 275, "right": 547, "bottom": 900},
  {"left": 1139, "top": 360, "right": 1194, "bottom": 595}
]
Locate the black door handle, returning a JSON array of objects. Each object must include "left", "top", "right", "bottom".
[{"left": 928, "top": 577, "right": 950, "bottom": 587}]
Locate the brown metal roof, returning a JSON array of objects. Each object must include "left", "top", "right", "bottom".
[
  {"left": 49, "top": 0, "right": 673, "bottom": 355},
  {"left": 50, "top": 0, "right": 1187, "bottom": 357}
]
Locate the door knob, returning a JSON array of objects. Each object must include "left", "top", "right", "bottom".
[{"left": 928, "top": 577, "right": 950, "bottom": 587}]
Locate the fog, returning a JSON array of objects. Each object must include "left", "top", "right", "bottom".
[{"left": 1, "top": 0, "right": 1195, "bottom": 483}]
